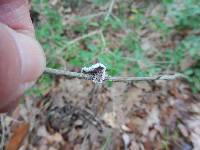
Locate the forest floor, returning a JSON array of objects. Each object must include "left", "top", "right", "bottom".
[{"left": 1, "top": 0, "right": 200, "bottom": 150}]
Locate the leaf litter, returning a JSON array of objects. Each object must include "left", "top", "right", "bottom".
[{"left": 1, "top": 77, "right": 199, "bottom": 150}]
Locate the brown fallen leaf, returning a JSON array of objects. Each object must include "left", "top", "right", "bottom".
[
  {"left": 134, "top": 109, "right": 148, "bottom": 118},
  {"left": 63, "top": 141, "right": 74, "bottom": 150},
  {"left": 125, "top": 117, "right": 144, "bottom": 134},
  {"left": 178, "top": 124, "right": 189, "bottom": 138},
  {"left": 121, "top": 124, "right": 132, "bottom": 133},
  {"left": 143, "top": 140, "right": 154, "bottom": 150},
  {"left": 5, "top": 122, "right": 29, "bottom": 150},
  {"left": 102, "top": 112, "right": 117, "bottom": 128},
  {"left": 130, "top": 140, "right": 140, "bottom": 150}
]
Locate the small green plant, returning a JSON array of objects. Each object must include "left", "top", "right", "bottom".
[{"left": 167, "top": 0, "right": 200, "bottom": 29}]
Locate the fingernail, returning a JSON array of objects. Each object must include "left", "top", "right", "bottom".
[
  {"left": 9, "top": 29, "right": 46, "bottom": 82},
  {"left": 0, "top": 24, "right": 21, "bottom": 111}
]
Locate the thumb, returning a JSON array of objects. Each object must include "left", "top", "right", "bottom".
[{"left": 0, "top": 24, "right": 45, "bottom": 112}]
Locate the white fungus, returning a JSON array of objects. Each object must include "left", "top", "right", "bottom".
[{"left": 81, "top": 63, "right": 106, "bottom": 84}]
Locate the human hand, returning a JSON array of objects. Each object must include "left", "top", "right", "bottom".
[{"left": 0, "top": 0, "right": 45, "bottom": 112}]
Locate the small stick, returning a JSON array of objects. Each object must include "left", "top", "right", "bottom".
[
  {"left": 67, "top": 30, "right": 102, "bottom": 45},
  {"left": 44, "top": 68, "right": 93, "bottom": 80},
  {"left": 107, "top": 74, "right": 186, "bottom": 82},
  {"left": 105, "top": 0, "right": 116, "bottom": 20},
  {"left": 44, "top": 67, "right": 186, "bottom": 82}
]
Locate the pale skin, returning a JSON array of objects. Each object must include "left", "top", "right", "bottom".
[{"left": 0, "top": 0, "right": 45, "bottom": 112}]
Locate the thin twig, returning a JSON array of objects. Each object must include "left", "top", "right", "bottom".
[
  {"left": 107, "top": 74, "right": 186, "bottom": 82},
  {"left": 67, "top": 30, "right": 102, "bottom": 45},
  {"left": 45, "top": 68, "right": 93, "bottom": 80},
  {"left": 44, "top": 67, "right": 186, "bottom": 82},
  {"left": 79, "top": 12, "right": 106, "bottom": 20},
  {"left": 105, "top": 0, "right": 116, "bottom": 20}
]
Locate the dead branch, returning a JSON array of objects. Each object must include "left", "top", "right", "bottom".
[{"left": 44, "top": 67, "right": 186, "bottom": 83}]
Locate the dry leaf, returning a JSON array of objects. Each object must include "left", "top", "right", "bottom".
[
  {"left": 102, "top": 112, "right": 117, "bottom": 128},
  {"left": 130, "top": 140, "right": 140, "bottom": 150},
  {"left": 143, "top": 140, "right": 154, "bottom": 150},
  {"left": 186, "top": 116, "right": 200, "bottom": 150},
  {"left": 148, "top": 129, "right": 157, "bottom": 141},
  {"left": 63, "top": 141, "right": 74, "bottom": 150},
  {"left": 178, "top": 124, "right": 189, "bottom": 137},
  {"left": 125, "top": 117, "right": 144, "bottom": 134},
  {"left": 143, "top": 106, "right": 160, "bottom": 135},
  {"left": 121, "top": 124, "right": 132, "bottom": 133},
  {"left": 122, "top": 133, "right": 130, "bottom": 150},
  {"left": 190, "top": 132, "right": 200, "bottom": 150},
  {"left": 5, "top": 122, "right": 29, "bottom": 150}
]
